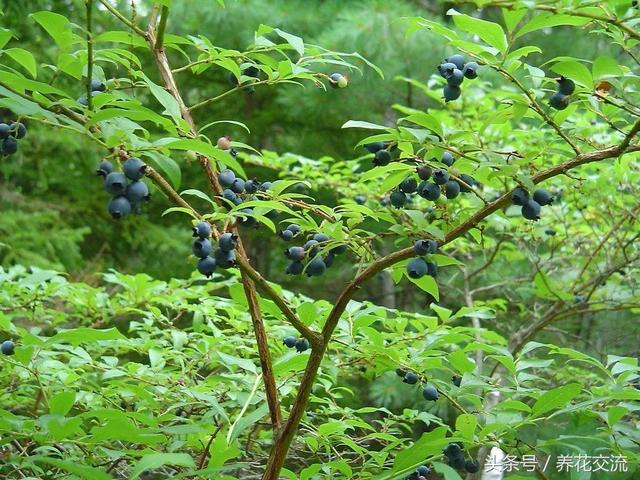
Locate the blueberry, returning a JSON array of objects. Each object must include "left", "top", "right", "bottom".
[
  {"left": 354, "top": 194, "right": 366, "bottom": 205},
  {"left": 416, "top": 466, "right": 431, "bottom": 476},
  {"left": 511, "top": 187, "right": 529, "bottom": 206},
  {"left": 197, "top": 256, "right": 216, "bottom": 277},
  {"left": 295, "top": 338, "right": 310, "bottom": 353},
  {"left": 395, "top": 367, "right": 406, "bottom": 377},
  {"left": 329, "top": 72, "right": 348, "bottom": 88},
  {"left": 443, "top": 443, "right": 462, "bottom": 457},
  {"left": 2, "top": 137, "right": 18, "bottom": 155},
  {"left": 545, "top": 228, "right": 556, "bottom": 236},
  {"left": 192, "top": 238, "right": 212, "bottom": 258},
  {"left": 304, "top": 240, "right": 320, "bottom": 257},
  {"left": 522, "top": 199, "right": 541, "bottom": 221},
  {"left": 462, "top": 61, "right": 479, "bottom": 79},
  {"left": 426, "top": 261, "right": 438, "bottom": 277},
  {"left": 445, "top": 180, "right": 461, "bottom": 199},
  {"left": 104, "top": 172, "right": 127, "bottom": 195},
  {"left": 416, "top": 165, "right": 432, "bottom": 180},
  {"left": 222, "top": 189, "right": 238, "bottom": 204},
  {"left": 96, "top": 159, "right": 113, "bottom": 178},
  {"left": 193, "top": 221, "right": 211, "bottom": 239},
  {"left": 373, "top": 149, "right": 391, "bottom": 167},
  {"left": 422, "top": 385, "right": 439, "bottom": 401},
  {"left": 452, "top": 375, "right": 462, "bottom": 387},
  {"left": 214, "top": 248, "right": 236, "bottom": 268},
  {"left": 258, "top": 181, "right": 272, "bottom": 192},
  {"left": 0, "top": 123, "right": 10, "bottom": 139},
  {"left": 390, "top": 191, "right": 407, "bottom": 208},
  {"left": 283, "top": 336, "right": 297, "bottom": 348},
  {"left": 10, "top": 122, "right": 27, "bottom": 139},
  {"left": 407, "top": 257, "right": 428, "bottom": 279},
  {"left": 123, "top": 157, "right": 146, "bottom": 181},
  {"left": 218, "top": 232, "right": 238, "bottom": 251},
  {"left": 1, "top": 340, "right": 15, "bottom": 356},
  {"left": 446, "top": 54, "right": 465, "bottom": 70},
  {"left": 219, "top": 169, "right": 236, "bottom": 188},
  {"left": 380, "top": 196, "right": 390, "bottom": 207},
  {"left": 402, "top": 372, "right": 418, "bottom": 384},
  {"left": 533, "top": 188, "right": 553, "bottom": 206},
  {"left": 243, "top": 65, "right": 260, "bottom": 78},
  {"left": 364, "top": 142, "right": 385, "bottom": 153},
  {"left": 285, "top": 224, "right": 301, "bottom": 235},
  {"left": 443, "top": 84, "right": 461, "bottom": 102},
  {"left": 313, "top": 233, "right": 330, "bottom": 243},
  {"left": 230, "top": 178, "right": 245, "bottom": 194},
  {"left": 286, "top": 246, "right": 305, "bottom": 262},
  {"left": 400, "top": 176, "right": 418, "bottom": 193},
  {"left": 433, "top": 169, "right": 449, "bottom": 185},
  {"left": 437, "top": 62, "right": 457, "bottom": 78},
  {"left": 90, "top": 79, "right": 106, "bottom": 92},
  {"left": 330, "top": 244, "right": 347, "bottom": 255},
  {"left": 244, "top": 179, "right": 259, "bottom": 193},
  {"left": 286, "top": 261, "right": 304, "bottom": 275},
  {"left": 108, "top": 195, "right": 132, "bottom": 219},
  {"left": 306, "top": 256, "right": 326, "bottom": 277},
  {"left": 441, "top": 152, "right": 455, "bottom": 166},
  {"left": 450, "top": 453, "right": 466, "bottom": 470},
  {"left": 126, "top": 180, "right": 150, "bottom": 204},
  {"left": 447, "top": 69, "right": 464, "bottom": 87},
  {"left": 413, "top": 239, "right": 438, "bottom": 256},
  {"left": 280, "top": 229, "right": 294, "bottom": 241},
  {"left": 549, "top": 92, "right": 569, "bottom": 110},
  {"left": 465, "top": 460, "right": 480, "bottom": 473},
  {"left": 323, "top": 253, "right": 335, "bottom": 268},
  {"left": 458, "top": 174, "right": 477, "bottom": 192},
  {"left": 557, "top": 77, "right": 575, "bottom": 95},
  {"left": 417, "top": 181, "right": 440, "bottom": 201}
]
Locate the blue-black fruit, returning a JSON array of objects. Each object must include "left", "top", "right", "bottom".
[
  {"left": 313, "top": 233, "right": 330, "bottom": 243},
  {"left": 197, "top": 256, "right": 216, "bottom": 277},
  {"left": 465, "top": 460, "right": 480, "bottom": 473},
  {"left": 364, "top": 142, "right": 385, "bottom": 153},
  {"left": 1, "top": 340, "right": 15, "bottom": 355},
  {"left": 416, "top": 466, "right": 431, "bottom": 476},
  {"left": 244, "top": 179, "right": 259, "bottom": 193},
  {"left": 438, "top": 62, "right": 457, "bottom": 78},
  {"left": 446, "top": 54, "right": 465, "bottom": 70},
  {"left": 390, "top": 191, "right": 407, "bottom": 208},
  {"left": 354, "top": 194, "right": 366, "bottom": 205},
  {"left": 218, "top": 232, "right": 238, "bottom": 251},
  {"left": 219, "top": 169, "right": 236, "bottom": 188},
  {"left": 304, "top": 240, "right": 320, "bottom": 257},
  {"left": 417, "top": 181, "right": 440, "bottom": 201},
  {"left": 433, "top": 169, "right": 449, "bottom": 185},
  {"left": 286, "top": 246, "right": 305, "bottom": 262},
  {"left": 557, "top": 77, "right": 575, "bottom": 95},
  {"left": 193, "top": 221, "right": 211, "bottom": 239},
  {"left": 443, "top": 443, "right": 462, "bottom": 457},
  {"left": 403, "top": 372, "right": 418, "bottom": 384},
  {"left": 443, "top": 85, "right": 461, "bottom": 102},
  {"left": 374, "top": 149, "right": 391, "bottom": 167},
  {"left": 452, "top": 375, "right": 462, "bottom": 387},
  {"left": 96, "top": 159, "right": 113, "bottom": 178},
  {"left": 426, "top": 261, "right": 437, "bottom": 277},
  {"left": 522, "top": 199, "right": 541, "bottom": 221},
  {"left": 259, "top": 181, "right": 272, "bottom": 192},
  {"left": 323, "top": 253, "right": 335, "bottom": 268},
  {"left": 10, "top": 122, "right": 27, "bottom": 139},
  {"left": 450, "top": 453, "right": 466, "bottom": 470},
  {"left": 91, "top": 79, "right": 106, "bottom": 92},
  {"left": 445, "top": 180, "right": 461, "bottom": 199},
  {"left": 395, "top": 367, "right": 406, "bottom": 377},
  {"left": 104, "top": 172, "right": 127, "bottom": 195},
  {"left": 286, "top": 224, "right": 301, "bottom": 234},
  {"left": 280, "top": 229, "right": 294, "bottom": 241},
  {"left": 306, "top": 256, "right": 326, "bottom": 277},
  {"left": 222, "top": 189, "right": 238, "bottom": 204},
  {"left": 283, "top": 336, "right": 297, "bottom": 348},
  {"left": 2, "top": 137, "right": 18, "bottom": 155},
  {"left": 407, "top": 257, "right": 428, "bottom": 279},
  {"left": 545, "top": 228, "right": 556, "bottom": 236},
  {"left": 441, "top": 151, "right": 455, "bottom": 166},
  {"left": 123, "top": 157, "right": 146, "bottom": 181},
  {"left": 400, "top": 176, "right": 418, "bottom": 193},
  {"left": 329, "top": 72, "right": 348, "bottom": 88},
  {"left": 214, "top": 248, "right": 236, "bottom": 268},
  {"left": 230, "top": 178, "right": 245, "bottom": 194},
  {"left": 331, "top": 244, "right": 347, "bottom": 255},
  {"left": 549, "top": 92, "right": 569, "bottom": 110},
  {"left": 422, "top": 385, "right": 439, "bottom": 401},
  {"left": 533, "top": 188, "right": 553, "bottom": 206},
  {"left": 108, "top": 195, "right": 131, "bottom": 219},
  {"left": 414, "top": 239, "right": 438, "bottom": 256},
  {"left": 126, "top": 181, "right": 150, "bottom": 204},
  {"left": 192, "top": 238, "right": 212, "bottom": 258},
  {"left": 0, "top": 123, "right": 10, "bottom": 138},
  {"left": 462, "top": 61, "right": 479, "bottom": 79},
  {"left": 447, "top": 69, "right": 464, "bottom": 87},
  {"left": 417, "top": 165, "right": 432, "bottom": 180},
  {"left": 511, "top": 187, "right": 529, "bottom": 206},
  {"left": 286, "top": 261, "right": 304, "bottom": 275},
  {"left": 295, "top": 338, "right": 310, "bottom": 352},
  {"left": 458, "top": 174, "right": 477, "bottom": 192}
]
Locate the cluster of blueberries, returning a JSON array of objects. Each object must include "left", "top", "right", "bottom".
[
  {"left": 549, "top": 77, "right": 575, "bottom": 111},
  {"left": 406, "top": 464, "right": 432, "bottom": 480},
  {"left": 282, "top": 229, "right": 347, "bottom": 277},
  {"left": 217, "top": 165, "right": 275, "bottom": 227},
  {"left": 97, "top": 157, "right": 150, "bottom": 219},
  {"left": 1, "top": 340, "right": 14, "bottom": 356},
  {"left": 0, "top": 121, "right": 27, "bottom": 156},
  {"left": 511, "top": 187, "right": 554, "bottom": 221},
  {"left": 78, "top": 79, "right": 106, "bottom": 106},
  {"left": 442, "top": 442, "right": 480, "bottom": 473},
  {"left": 437, "top": 54, "right": 479, "bottom": 102},
  {"left": 396, "top": 367, "right": 440, "bottom": 402},
  {"left": 282, "top": 335, "right": 310, "bottom": 353},
  {"left": 192, "top": 221, "right": 238, "bottom": 278},
  {"left": 406, "top": 239, "right": 439, "bottom": 280}
]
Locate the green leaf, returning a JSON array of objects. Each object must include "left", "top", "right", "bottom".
[
  {"left": 137, "top": 72, "right": 182, "bottom": 124},
  {"left": 129, "top": 453, "right": 195, "bottom": 480},
  {"left": 163, "top": 138, "right": 245, "bottom": 177},
  {"left": 48, "top": 328, "right": 125, "bottom": 346},
  {"left": 49, "top": 391, "right": 76, "bottom": 416},
  {"left": 448, "top": 9, "right": 508, "bottom": 53},
  {"left": 550, "top": 60, "right": 593, "bottom": 88},
  {"left": 4, "top": 48, "right": 37, "bottom": 78},
  {"left": 455, "top": 414, "right": 477, "bottom": 440},
  {"left": 407, "top": 274, "right": 439, "bottom": 301},
  {"left": 592, "top": 56, "right": 623, "bottom": 81},
  {"left": 30, "top": 456, "right": 112, "bottom": 480},
  {"left": 516, "top": 13, "right": 591, "bottom": 38},
  {"left": 342, "top": 120, "right": 389, "bottom": 130},
  {"left": 392, "top": 426, "right": 448, "bottom": 471},
  {"left": 531, "top": 383, "right": 581, "bottom": 418},
  {"left": 30, "top": 11, "right": 79, "bottom": 51},
  {"left": 449, "top": 350, "right": 475, "bottom": 374},
  {"left": 143, "top": 151, "right": 182, "bottom": 190},
  {"left": 274, "top": 28, "right": 304, "bottom": 56},
  {"left": 0, "top": 28, "right": 13, "bottom": 49},
  {"left": 181, "top": 189, "right": 216, "bottom": 206}
]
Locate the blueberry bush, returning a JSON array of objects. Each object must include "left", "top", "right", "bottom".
[{"left": 1, "top": 1, "right": 639, "bottom": 479}]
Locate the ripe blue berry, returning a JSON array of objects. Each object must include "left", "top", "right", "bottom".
[
  {"left": 104, "top": 172, "right": 127, "bottom": 195},
  {"left": 549, "top": 92, "right": 569, "bottom": 110},
  {"left": 522, "top": 199, "right": 541, "bottom": 221},
  {"left": 441, "top": 151, "right": 455, "bottom": 166},
  {"left": 373, "top": 149, "right": 391, "bottom": 167},
  {"left": 126, "top": 181, "right": 150, "bottom": 204},
  {"left": 123, "top": 157, "right": 146, "bottom": 181},
  {"left": 329, "top": 72, "right": 348, "bottom": 88},
  {"left": 413, "top": 239, "right": 438, "bottom": 256},
  {"left": 452, "top": 375, "right": 462, "bottom": 387},
  {"left": 192, "top": 238, "right": 212, "bottom": 258},
  {"left": 222, "top": 189, "right": 238, "bottom": 204},
  {"left": 433, "top": 169, "right": 449, "bottom": 185},
  {"left": 364, "top": 142, "right": 385, "bottom": 153},
  {"left": 286, "top": 224, "right": 301, "bottom": 234},
  {"left": 416, "top": 466, "right": 431, "bottom": 476},
  {"left": 295, "top": 338, "right": 310, "bottom": 353},
  {"left": 2, "top": 137, "right": 18, "bottom": 155},
  {"left": 450, "top": 453, "right": 466, "bottom": 470},
  {"left": 313, "top": 233, "right": 330, "bottom": 244},
  {"left": 422, "top": 385, "right": 439, "bottom": 400},
  {"left": 445, "top": 180, "right": 461, "bottom": 199},
  {"left": 390, "top": 191, "right": 407, "bottom": 208},
  {"left": 230, "top": 178, "right": 245, "bottom": 194},
  {"left": 417, "top": 166, "right": 432, "bottom": 180},
  {"left": 214, "top": 248, "right": 236, "bottom": 268},
  {"left": 219, "top": 169, "right": 236, "bottom": 188},
  {"left": 286, "top": 246, "right": 305, "bottom": 261},
  {"left": 244, "top": 179, "right": 259, "bottom": 193},
  {"left": 403, "top": 372, "right": 418, "bottom": 384},
  {"left": 96, "top": 159, "right": 113, "bottom": 178},
  {"left": 1, "top": 340, "right": 15, "bottom": 355},
  {"left": 447, "top": 69, "right": 464, "bottom": 87},
  {"left": 557, "top": 77, "right": 575, "bottom": 95},
  {"left": 0, "top": 123, "right": 10, "bottom": 138},
  {"left": 417, "top": 181, "right": 440, "bottom": 201},
  {"left": 91, "top": 79, "right": 106, "bottom": 92},
  {"left": 331, "top": 244, "right": 347, "bottom": 255},
  {"left": 443, "top": 443, "right": 462, "bottom": 457},
  {"left": 443, "top": 85, "right": 461, "bottom": 102},
  {"left": 258, "top": 181, "right": 272, "bottom": 192},
  {"left": 197, "top": 256, "right": 216, "bottom": 277},
  {"left": 465, "top": 460, "right": 480, "bottom": 473},
  {"left": 426, "top": 261, "right": 438, "bottom": 277},
  {"left": 10, "top": 122, "right": 27, "bottom": 139},
  {"left": 304, "top": 240, "right": 320, "bottom": 257},
  {"left": 306, "top": 256, "right": 326, "bottom": 277},
  {"left": 323, "top": 253, "right": 335, "bottom": 268},
  {"left": 458, "top": 174, "right": 477, "bottom": 192},
  {"left": 400, "top": 176, "right": 418, "bottom": 193},
  {"left": 446, "top": 54, "right": 465, "bottom": 69},
  {"left": 283, "top": 336, "right": 297, "bottom": 348},
  {"left": 193, "top": 221, "right": 211, "bottom": 239},
  {"left": 218, "top": 232, "right": 238, "bottom": 251},
  {"left": 280, "top": 229, "right": 294, "bottom": 241},
  {"left": 354, "top": 194, "right": 366, "bottom": 205},
  {"left": 462, "top": 61, "right": 479, "bottom": 79},
  {"left": 286, "top": 261, "right": 304, "bottom": 275},
  {"left": 108, "top": 195, "right": 131, "bottom": 219},
  {"left": 407, "top": 257, "right": 428, "bottom": 278},
  {"left": 533, "top": 188, "right": 553, "bottom": 206},
  {"left": 511, "top": 187, "right": 529, "bottom": 206},
  {"left": 437, "top": 62, "right": 457, "bottom": 78}
]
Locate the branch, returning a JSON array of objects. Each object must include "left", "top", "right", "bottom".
[
  {"left": 155, "top": 5, "right": 169, "bottom": 51},
  {"left": 85, "top": 0, "right": 94, "bottom": 110},
  {"left": 97, "top": 0, "right": 147, "bottom": 38}
]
